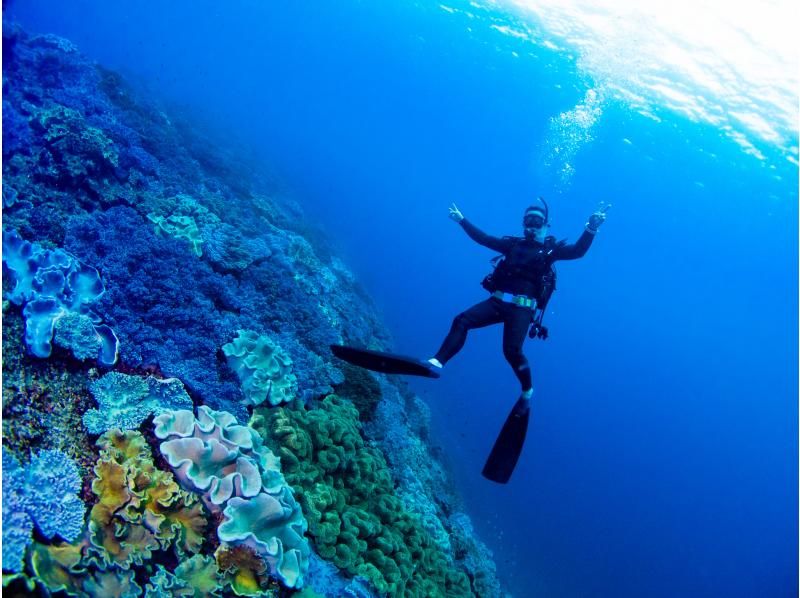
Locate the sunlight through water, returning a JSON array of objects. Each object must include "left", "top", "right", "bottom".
[{"left": 451, "top": 0, "right": 799, "bottom": 169}]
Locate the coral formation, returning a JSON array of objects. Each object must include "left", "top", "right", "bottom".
[
  {"left": 88, "top": 429, "right": 207, "bottom": 569},
  {"left": 1, "top": 22, "right": 503, "bottom": 597},
  {"left": 147, "top": 212, "right": 204, "bottom": 257},
  {"left": 1, "top": 447, "right": 85, "bottom": 573},
  {"left": 154, "top": 405, "right": 310, "bottom": 589},
  {"left": 222, "top": 329, "right": 298, "bottom": 407},
  {"left": 83, "top": 371, "right": 194, "bottom": 434},
  {"left": 252, "top": 395, "right": 472, "bottom": 597},
  {"left": 2, "top": 228, "right": 119, "bottom": 365}
]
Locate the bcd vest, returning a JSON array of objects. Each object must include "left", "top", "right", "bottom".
[{"left": 481, "top": 236, "right": 561, "bottom": 306}]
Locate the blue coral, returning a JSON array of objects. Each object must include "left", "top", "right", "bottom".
[
  {"left": 304, "top": 552, "right": 377, "bottom": 598},
  {"left": 2, "top": 228, "right": 119, "bottom": 365},
  {"left": 1, "top": 448, "right": 86, "bottom": 572},
  {"left": 26, "top": 450, "right": 86, "bottom": 541},
  {"left": 63, "top": 207, "right": 246, "bottom": 419},
  {"left": 83, "top": 371, "right": 194, "bottom": 434},
  {"left": 2, "top": 450, "right": 33, "bottom": 573}
]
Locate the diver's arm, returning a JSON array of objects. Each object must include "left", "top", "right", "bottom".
[
  {"left": 553, "top": 203, "right": 609, "bottom": 260},
  {"left": 448, "top": 203, "right": 512, "bottom": 252},
  {"left": 460, "top": 219, "right": 514, "bottom": 252},
  {"left": 552, "top": 229, "right": 595, "bottom": 260}
]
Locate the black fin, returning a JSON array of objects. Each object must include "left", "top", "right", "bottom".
[
  {"left": 330, "top": 345, "right": 441, "bottom": 379},
  {"left": 482, "top": 398, "right": 531, "bottom": 483}
]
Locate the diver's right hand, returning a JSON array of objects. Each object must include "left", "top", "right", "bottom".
[{"left": 449, "top": 203, "right": 465, "bottom": 223}]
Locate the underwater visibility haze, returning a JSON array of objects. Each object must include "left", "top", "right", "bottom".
[{"left": 2, "top": 1, "right": 798, "bottom": 597}]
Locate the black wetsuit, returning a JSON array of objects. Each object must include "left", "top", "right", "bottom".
[{"left": 434, "top": 218, "right": 595, "bottom": 390}]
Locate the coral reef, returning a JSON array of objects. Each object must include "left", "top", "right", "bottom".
[
  {"left": 1, "top": 21, "right": 505, "bottom": 597},
  {"left": 223, "top": 330, "right": 298, "bottom": 407},
  {"left": 154, "top": 405, "right": 310, "bottom": 589},
  {"left": 2, "top": 228, "right": 119, "bottom": 365},
  {"left": 1, "top": 448, "right": 85, "bottom": 573},
  {"left": 252, "top": 395, "right": 472, "bottom": 597},
  {"left": 82, "top": 371, "right": 194, "bottom": 434},
  {"left": 9, "top": 429, "right": 211, "bottom": 598}
]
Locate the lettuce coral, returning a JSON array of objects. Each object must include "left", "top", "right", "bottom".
[
  {"left": 222, "top": 330, "right": 297, "bottom": 407},
  {"left": 87, "top": 429, "right": 207, "bottom": 569},
  {"left": 144, "top": 555, "right": 226, "bottom": 597},
  {"left": 82, "top": 371, "right": 194, "bottom": 434},
  {"left": 27, "top": 540, "right": 143, "bottom": 598},
  {"left": 154, "top": 405, "right": 310, "bottom": 589}
]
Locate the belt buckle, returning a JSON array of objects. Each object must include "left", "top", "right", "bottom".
[{"left": 513, "top": 295, "right": 534, "bottom": 308}]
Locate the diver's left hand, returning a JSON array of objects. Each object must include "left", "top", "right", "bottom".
[{"left": 586, "top": 202, "right": 611, "bottom": 232}]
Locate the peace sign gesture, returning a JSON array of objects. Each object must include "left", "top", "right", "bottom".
[
  {"left": 586, "top": 202, "right": 611, "bottom": 232},
  {"left": 449, "top": 203, "right": 465, "bottom": 223}
]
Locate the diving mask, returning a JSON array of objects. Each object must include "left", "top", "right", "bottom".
[{"left": 523, "top": 213, "right": 546, "bottom": 229}]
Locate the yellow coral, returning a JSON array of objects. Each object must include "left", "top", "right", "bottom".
[
  {"left": 216, "top": 544, "right": 270, "bottom": 596},
  {"left": 88, "top": 430, "right": 208, "bottom": 568}
]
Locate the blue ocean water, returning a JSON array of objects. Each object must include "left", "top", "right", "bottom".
[{"left": 4, "top": 1, "right": 798, "bottom": 597}]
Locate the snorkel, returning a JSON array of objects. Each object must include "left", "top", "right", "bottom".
[{"left": 523, "top": 196, "right": 549, "bottom": 242}]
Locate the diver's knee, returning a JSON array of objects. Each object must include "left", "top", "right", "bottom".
[
  {"left": 503, "top": 348, "right": 525, "bottom": 363},
  {"left": 513, "top": 361, "right": 530, "bottom": 373},
  {"left": 452, "top": 312, "right": 471, "bottom": 331}
]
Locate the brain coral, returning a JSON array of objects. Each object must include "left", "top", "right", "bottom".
[
  {"left": 154, "top": 405, "right": 310, "bottom": 589},
  {"left": 223, "top": 329, "right": 297, "bottom": 407}
]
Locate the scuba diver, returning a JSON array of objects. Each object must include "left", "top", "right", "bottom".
[
  {"left": 425, "top": 197, "right": 609, "bottom": 402},
  {"left": 330, "top": 196, "right": 609, "bottom": 483}
]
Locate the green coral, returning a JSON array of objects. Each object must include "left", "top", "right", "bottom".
[
  {"left": 250, "top": 395, "right": 472, "bottom": 598},
  {"left": 146, "top": 193, "right": 218, "bottom": 257},
  {"left": 148, "top": 212, "right": 204, "bottom": 256},
  {"left": 222, "top": 330, "right": 297, "bottom": 407}
]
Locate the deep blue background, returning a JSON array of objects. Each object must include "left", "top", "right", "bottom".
[{"left": 6, "top": 1, "right": 798, "bottom": 596}]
